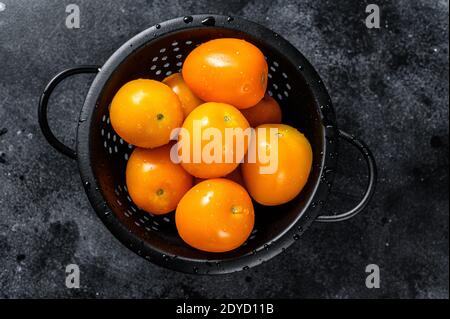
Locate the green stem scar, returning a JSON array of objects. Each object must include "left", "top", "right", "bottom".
[{"left": 231, "top": 205, "right": 243, "bottom": 214}]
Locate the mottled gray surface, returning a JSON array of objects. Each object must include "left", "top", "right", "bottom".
[{"left": 0, "top": 0, "right": 448, "bottom": 298}]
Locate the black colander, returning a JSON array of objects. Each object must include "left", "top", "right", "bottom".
[{"left": 38, "top": 15, "right": 377, "bottom": 274}]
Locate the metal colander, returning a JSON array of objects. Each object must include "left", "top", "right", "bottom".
[{"left": 38, "top": 15, "right": 376, "bottom": 274}]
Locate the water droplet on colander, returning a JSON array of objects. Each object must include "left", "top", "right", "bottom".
[
  {"left": 298, "top": 65, "right": 303, "bottom": 70},
  {"left": 251, "top": 249, "right": 257, "bottom": 255},
  {"left": 311, "top": 201, "right": 318, "bottom": 208},
  {"left": 104, "top": 211, "right": 110, "bottom": 216},
  {"left": 201, "top": 16, "right": 215, "bottom": 26},
  {"left": 293, "top": 234, "right": 300, "bottom": 240},
  {"left": 297, "top": 226, "right": 303, "bottom": 232},
  {"left": 84, "top": 181, "right": 90, "bottom": 188},
  {"left": 263, "top": 244, "right": 269, "bottom": 250},
  {"left": 193, "top": 267, "right": 199, "bottom": 273},
  {"left": 325, "top": 131, "right": 337, "bottom": 144},
  {"left": 183, "top": 16, "right": 193, "bottom": 23},
  {"left": 162, "top": 254, "right": 169, "bottom": 261},
  {"left": 321, "top": 119, "right": 330, "bottom": 128},
  {"left": 243, "top": 266, "right": 249, "bottom": 271},
  {"left": 155, "top": 24, "right": 161, "bottom": 29},
  {"left": 227, "top": 16, "right": 234, "bottom": 22}
]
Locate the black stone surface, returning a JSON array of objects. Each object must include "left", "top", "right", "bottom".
[{"left": 0, "top": 0, "right": 448, "bottom": 298}]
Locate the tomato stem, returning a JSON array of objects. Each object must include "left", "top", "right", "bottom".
[{"left": 231, "top": 205, "right": 242, "bottom": 214}]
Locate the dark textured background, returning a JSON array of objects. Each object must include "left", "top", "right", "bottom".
[{"left": 0, "top": 0, "right": 448, "bottom": 298}]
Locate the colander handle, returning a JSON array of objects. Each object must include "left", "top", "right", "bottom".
[
  {"left": 316, "top": 129, "right": 377, "bottom": 222},
  {"left": 38, "top": 66, "right": 100, "bottom": 159}
]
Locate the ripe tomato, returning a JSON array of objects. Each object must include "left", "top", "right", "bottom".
[
  {"left": 110, "top": 79, "right": 183, "bottom": 148},
  {"left": 126, "top": 144, "right": 193, "bottom": 215},
  {"left": 162, "top": 73, "right": 203, "bottom": 118},
  {"left": 176, "top": 179, "right": 254, "bottom": 252},
  {"left": 242, "top": 124, "right": 313, "bottom": 206},
  {"left": 178, "top": 102, "right": 250, "bottom": 178},
  {"left": 182, "top": 38, "right": 268, "bottom": 109},
  {"left": 240, "top": 94, "right": 282, "bottom": 127}
]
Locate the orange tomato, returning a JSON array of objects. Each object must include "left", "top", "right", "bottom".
[
  {"left": 178, "top": 102, "right": 250, "bottom": 178},
  {"left": 162, "top": 73, "right": 203, "bottom": 118},
  {"left": 240, "top": 94, "right": 282, "bottom": 127},
  {"left": 126, "top": 144, "right": 193, "bottom": 215},
  {"left": 182, "top": 38, "right": 268, "bottom": 109},
  {"left": 176, "top": 179, "right": 254, "bottom": 252},
  {"left": 242, "top": 124, "right": 312, "bottom": 206},
  {"left": 110, "top": 79, "right": 183, "bottom": 148}
]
